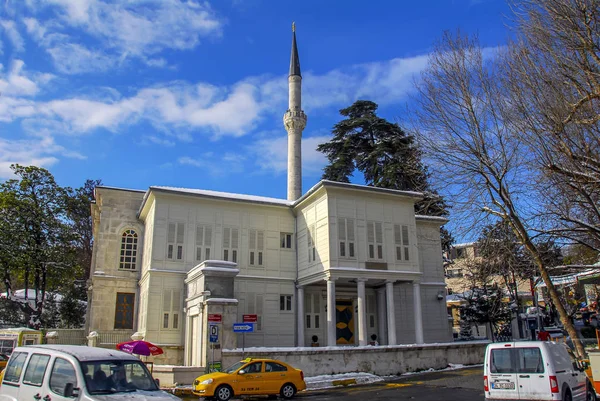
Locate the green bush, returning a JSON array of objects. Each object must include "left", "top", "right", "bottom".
[{"left": 580, "top": 327, "right": 597, "bottom": 338}]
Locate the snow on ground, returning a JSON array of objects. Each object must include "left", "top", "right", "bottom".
[{"left": 304, "top": 363, "right": 482, "bottom": 390}]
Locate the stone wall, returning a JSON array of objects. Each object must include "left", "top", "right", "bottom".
[{"left": 222, "top": 341, "right": 487, "bottom": 377}]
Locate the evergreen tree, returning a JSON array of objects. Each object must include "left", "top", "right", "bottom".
[
  {"left": 460, "top": 285, "right": 512, "bottom": 341},
  {"left": 42, "top": 293, "right": 60, "bottom": 328},
  {"left": 59, "top": 284, "right": 86, "bottom": 328},
  {"left": 317, "top": 100, "right": 448, "bottom": 217},
  {"left": 458, "top": 312, "right": 474, "bottom": 340}
]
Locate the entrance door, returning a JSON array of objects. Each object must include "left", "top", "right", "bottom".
[{"left": 336, "top": 300, "right": 354, "bottom": 344}]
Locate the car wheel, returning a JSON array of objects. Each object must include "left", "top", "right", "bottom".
[
  {"left": 280, "top": 383, "right": 296, "bottom": 399},
  {"left": 215, "top": 385, "right": 233, "bottom": 401},
  {"left": 563, "top": 389, "right": 573, "bottom": 401}
]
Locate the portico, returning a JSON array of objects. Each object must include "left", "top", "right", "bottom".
[{"left": 296, "top": 267, "right": 425, "bottom": 347}]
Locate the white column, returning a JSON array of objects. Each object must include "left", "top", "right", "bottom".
[
  {"left": 386, "top": 281, "right": 397, "bottom": 345},
  {"left": 327, "top": 278, "right": 337, "bottom": 346},
  {"left": 297, "top": 286, "right": 305, "bottom": 347},
  {"left": 413, "top": 282, "right": 424, "bottom": 344},
  {"left": 376, "top": 287, "right": 387, "bottom": 345},
  {"left": 357, "top": 279, "right": 367, "bottom": 346}
]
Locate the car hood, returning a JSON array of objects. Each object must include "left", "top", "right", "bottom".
[
  {"left": 90, "top": 389, "right": 180, "bottom": 401},
  {"left": 196, "top": 372, "right": 230, "bottom": 382}
]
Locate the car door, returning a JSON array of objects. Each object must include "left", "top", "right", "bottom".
[
  {"left": 514, "top": 345, "right": 549, "bottom": 399},
  {"left": 0, "top": 351, "right": 28, "bottom": 401},
  {"left": 487, "top": 346, "right": 520, "bottom": 399},
  {"left": 235, "top": 362, "right": 264, "bottom": 395},
  {"left": 17, "top": 353, "right": 51, "bottom": 401},
  {"left": 45, "top": 357, "right": 80, "bottom": 401},
  {"left": 263, "top": 361, "right": 289, "bottom": 394}
]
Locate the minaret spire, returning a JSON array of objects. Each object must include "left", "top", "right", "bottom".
[
  {"left": 289, "top": 22, "right": 301, "bottom": 77},
  {"left": 284, "top": 23, "right": 307, "bottom": 201}
]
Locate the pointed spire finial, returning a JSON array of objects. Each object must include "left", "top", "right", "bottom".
[{"left": 289, "top": 23, "right": 301, "bottom": 77}]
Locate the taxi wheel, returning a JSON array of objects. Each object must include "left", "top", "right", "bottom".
[
  {"left": 215, "top": 384, "right": 233, "bottom": 401},
  {"left": 280, "top": 383, "right": 296, "bottom": 399}
]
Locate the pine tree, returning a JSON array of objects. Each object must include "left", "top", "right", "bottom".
[
  {"left": 317, "top": 100, "right": 448, "bottom": 217},
  {"left": 458, "top": 314, "right": 474, "bottom": 340}
]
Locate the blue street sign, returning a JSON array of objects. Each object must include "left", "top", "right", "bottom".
[
  {"left": 209, "top": 324, "right": 219, "bottom": 343},
  {"left": 233, "top": 323, "right": 254, "bottom": 333}
]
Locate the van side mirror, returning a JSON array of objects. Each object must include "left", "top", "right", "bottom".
[{"left": 63, "top": 383, "right": 79, "bottom": 397}]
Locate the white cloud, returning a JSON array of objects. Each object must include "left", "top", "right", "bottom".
[
  {"left": 251, "top": 134, "right": 330, "bottom": 176},
  {"left": 0, "top": 20, "right": 25, "bottom": 52},
  {"left": 0, "top": 60, "right": 53, "bottom": 97},
  {"left": 178, "top": 152, "right": 245, "bottom": 177},
  {"left": 0, "top": 135, "right": 85, "bottom": 179},
  {"left": 146, "top": 136, "right": 175, "bottom": 147},
  {"left": 47, "top": 42, "right": 118, "bottom": 74},
  {"left": 25, "top": 0, "right": 223, "bottom": 73}
]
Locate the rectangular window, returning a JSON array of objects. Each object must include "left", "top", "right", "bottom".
[
  {"left": 249, "top": 229, "right": 265, "bottom": 266},
  {"left": 280, "top": 295, "right": 292, "bottom": 311},
  {"left": 280, "top": 233, "right": 293, "bottom": 249},
  {"left": 162, "top": 289, "right": 181, "bottom": 330},
  {"left": 195, "top": 225, "right": 213, "bottom": 262},
  {"left": 307, "top": 225, "right": 316, "bottom": 263},
  {"left": 23, "top": 354, "right": 51, "bottom": 386},
  {"left": 490, "top": 348, "right": 545, "bottom": 374},
  {"left": 167, "top": 222, "right": 185, "bottom": 260},
  {"left": 304, "top": 293, "right": 321, "bottom": 329},
  {"left": 394, "top": 224, "right": 410, "bottom": 261},
  {"left": 114, "top": 293, "right": 135, "bottom": 329},
  {"left": 367, "top": 221, "right": 384, "bottom": 260},
  {"left": 338, "top": 218, "right": 356, "bottom": 259},
  {"left": 4, "top": 351, "right": 27, "bottom": 383},
  {"left": 247, "top": 292, "right": 264, "bottom": 331},
  {"left": 223, "top": 227, "right": 239, "bottom": 263}
]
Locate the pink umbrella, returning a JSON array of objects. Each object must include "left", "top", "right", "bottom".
[{"left": 116, "top": 340, "right": 163, "bottom": 356}]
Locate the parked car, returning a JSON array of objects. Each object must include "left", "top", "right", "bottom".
[
  {"left": 0, "top": 344, "right": 180, "bottom": 401},
  {"left": 193, "top": 358, "right": 306, "bottom": 401},
  {"left": 0, "top": 355, "right": 8, "bottom": 372},
  {"left": 484, "top": 341, "right": 590, "bottom": 401}
]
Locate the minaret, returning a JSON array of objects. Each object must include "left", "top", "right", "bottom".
[{"left": 284, "top": 22, "right": 307, "bottom": 201}]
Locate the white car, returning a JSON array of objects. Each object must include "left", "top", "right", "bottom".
[
  {"left": 484, "top": 341, "right": 590, "bottom": 401},
  {"left": 0, "top": 344, "right": 180, "bottom": 401}
]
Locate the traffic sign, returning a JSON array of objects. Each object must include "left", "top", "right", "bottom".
[
  {"left": 243, "top": 314, "right": 257, "bottom": 323},
  {"left": 208, "top": 314, "right": 222, "bottom": 323},
  {"left": 233, "top": 323, "right": 254, "bottom": 333},
  {"left": 209, "top": 324, "right": 219, "bottom": 343}
]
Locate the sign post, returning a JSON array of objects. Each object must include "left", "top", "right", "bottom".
[
  {"left": 209, "top": 324, "right": 219, "bottom": 372},
  {"left": 233, "top": 322, "right": 254, "bottom": 359}
]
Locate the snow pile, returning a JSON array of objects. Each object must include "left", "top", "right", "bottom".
[{"left": 305, "top": 372, "right": 384, "bottom": 390}]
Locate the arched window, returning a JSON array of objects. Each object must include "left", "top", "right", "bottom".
[{"left": 119, "top": 229, "right": 138, "bottom": 270}]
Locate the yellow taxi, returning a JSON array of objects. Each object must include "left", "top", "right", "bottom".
[
  {"left": 0, "top": 354, "right": 8, "bottom": 372},
  {"left": 192, "top": 358, "right": 306, "bottom": 401}
]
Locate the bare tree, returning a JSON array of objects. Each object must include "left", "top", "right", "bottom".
[
  {"left": 412, "top": 32, "right": 586, "bottom": 357},
  {"left": 506, "top": 0, "right": 600, "bottom": 253}
]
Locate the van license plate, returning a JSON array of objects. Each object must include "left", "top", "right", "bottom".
[{"left": 492, "top": 382, "right": 515, "bottom": 390}]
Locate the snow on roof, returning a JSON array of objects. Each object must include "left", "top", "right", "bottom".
[
  {"left": 453, "top": 242, "right": 477, "bottom": 248},
  {"left": 96, "top": 185, "right": 146, "bottom": 193},
  {"left": 19, "top": 345, "right": 139, "bottom": 362},
  {"left": 415, "top": 215, "right": 449, "bottom": 224},
  {"left": 150, "top": 186, "right": 293, "bottom": 206},
  {"left": 1, "top": 289, "right": 64, "bottom": 302}
]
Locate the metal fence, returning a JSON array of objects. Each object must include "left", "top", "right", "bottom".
[
  {"left": 44, "top": 329, "right": 87, "bottom": 345},
  {"left": 97, "top": 330, "right": 134, "bottom": 345}
]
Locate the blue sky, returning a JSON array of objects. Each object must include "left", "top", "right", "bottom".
[{"left": 0, "top": 0, "right": 510, "bottom": 202}]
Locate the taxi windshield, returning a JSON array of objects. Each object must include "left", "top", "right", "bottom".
[
  {"left": 80, "top": 360, "right": 158, "bottom": 395},
  {"left": 224, "top": 361, "right": 246, "bottom": 374}
]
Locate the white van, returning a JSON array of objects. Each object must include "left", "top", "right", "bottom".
[
  {"left": 484, "top": 341, "right": 590, "bottom": 401},
  {"left": 0, "top": 345, "right": 180, "bottom": 401}
]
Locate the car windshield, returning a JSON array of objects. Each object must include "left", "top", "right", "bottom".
[
  {"left": 223, "top": 361, "right": 246, "bottom": 374},
  {"left": 80, "top": 360, "right": 159, "bottom": 395}
]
